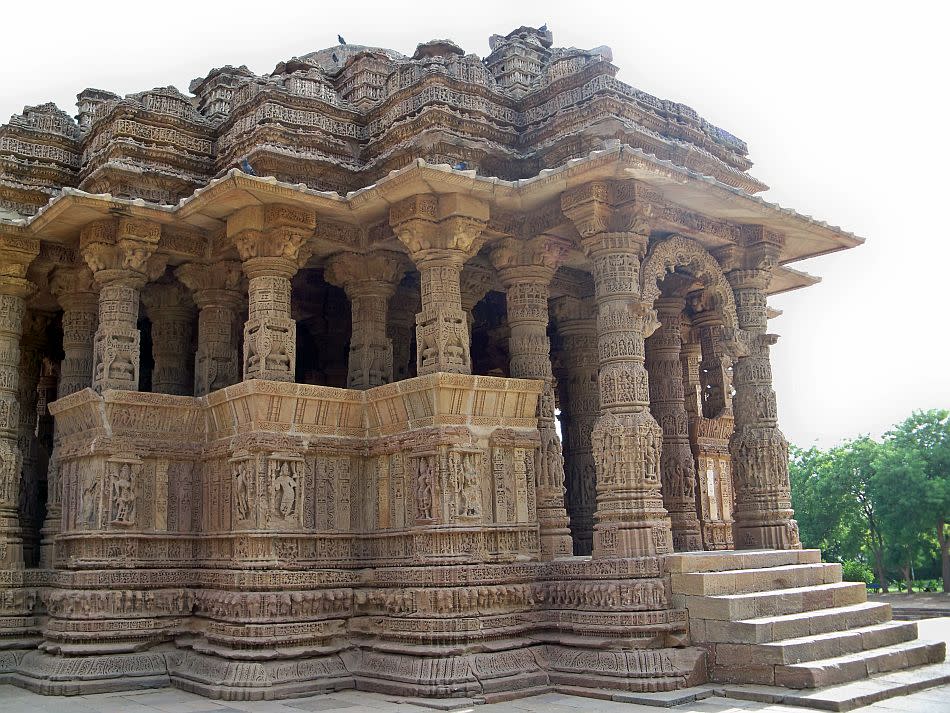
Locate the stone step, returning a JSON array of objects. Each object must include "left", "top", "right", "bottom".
[
  {"left": 665, "top": 549, "right": 823, "bottom": 574},
  {"left": 671, "top": 562, "right": 842, "bottom": 596},
  {"left": 715, "top": 659, "right": 950, "bottom": 711},
  {"left": 678, "top": 581, "right": 867, "bottom": 621},
  {"left": 773, "top": 639, "right": 946, "bottom": 689},
  {"left": 755, "top": 620, "right": 919, "bottom": 665},
  {"left": 695, "top": 601, "right": 893, "bottom": 644}
]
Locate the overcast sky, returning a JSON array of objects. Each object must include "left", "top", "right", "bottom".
[{"left": 1, "top": 1, "right": 946, "bottom": 447}]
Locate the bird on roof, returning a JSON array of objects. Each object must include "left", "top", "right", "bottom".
[
  {"left": 539, "top": 23, "right": 548, "bottom": 32},
  {"left": 239, "top": 158, "right": 257, "bottom": 176},
  {"left": 338, "top": 34, "right": 347, "bottom": 45}
]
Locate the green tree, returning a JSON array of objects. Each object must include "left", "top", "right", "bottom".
[
  {"left": 884, "top": 410, "right": 950, "bottom": 591},
  {"left": 871, "top": 441, "right": 933, "bottom": 592}
]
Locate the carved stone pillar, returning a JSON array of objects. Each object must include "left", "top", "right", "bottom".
[
  {"left": 646, "top": 295, "right": 702, "bottom": 552},
  {"left": 49, "top": 266, "right": 98, "bottom": 397},
  {"left": 723, "top": 232, "right": 800, "bottom": 550},
  {"left": 40, "top": 266, "right": 98, "bottom": 568},
  {"left": 390, "top": 195, "right": 488, "bottom": 376},
  {"left": 388, "top": 281, "right": 420, "bottom": 382},
  {"left": 563, "top": 182, "right": 673, "bottom": 559},
  {"left": 325, "top": 251, "right": 409, "bottom": 389},
  {"left": 17, "top": 311, "right": 52, "bottom": 567},
  {"left": 228, "top": 205, "right": 316, "bottom": 383},
  {"left": 552, "top": 296, "right": 600, "bottom": 556},
  {"left": 491, "top": 236, "right": 573, "bottom": 559},
  {"left": 176, "top": 261, "right": 244, "bottom": 396},
  {"left": 688, "top": 303, "right": 736, "bottom": 551},
  {"left": 31, "top": 359, "right": 56, "bottom": 568},
  {"left": 0, "top": 234, "right": 38, "bottom": 569},
  {"left": 80, "top": 217, "right": 164, "bottom": 393},
  {"left": 142, "top": 281, "right": 195, "bottom": 396}
]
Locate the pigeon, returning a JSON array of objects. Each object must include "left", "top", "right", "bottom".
[
  {"left": 539, "top": 23, "right": 547, "bottom": 32},
  {"left": 338, "top": 34, "right": 347, "bottom": 45},
  {"left": 239, "top": 158, "right": 257, "bottom": 176},
  {"left": 332, "top": 53, "right": 339, "bottom": 63},
  {"left": 452, "top": 161, "right": 468, "bottom": 170}
]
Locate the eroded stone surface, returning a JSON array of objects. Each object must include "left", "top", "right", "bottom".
[{"left": 0, "top": 23, "right": 875, "bottom": 701}]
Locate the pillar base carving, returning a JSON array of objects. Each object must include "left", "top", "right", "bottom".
[
  {"left": 591, "top": 411, "right": 674, "bottom": 559},
  {"left": 731, "top": 426, "right": 800, "bottom": 550}
]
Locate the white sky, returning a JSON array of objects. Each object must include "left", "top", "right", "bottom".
[{"left": 1, "top": 1, "right": 947, "bottom": 447}]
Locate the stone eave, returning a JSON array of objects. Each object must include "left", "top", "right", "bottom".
[
  {"left": 769, "top": 264, "right": 821, "bottom": 295},
  {"left": 14, "top": 143, "right": 862, "bottom": 274}
]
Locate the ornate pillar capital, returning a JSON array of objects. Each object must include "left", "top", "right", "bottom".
[
  {"left": 390, "top": 194, "right": 489, "bottom": 264},
  {"left": 49, "top": 265, "right": 99, "bottom": 310},
  {"left": 80, "top": 217, "right": 165, "bottom": 289},
  {"left": 228, "top": 204, "right": 316, "bottom": 279},
  {"left": 176, "top": 260, "right": 245, "bottom": 309},
  {"left": 489, "top": 234, "right": 571, "bottom": 287},
  {"left": 324, "top": 250, "right": 409, "bottom": 299},
  {"left": 0, "top": 232, "right": 40, "bottom": 289}
]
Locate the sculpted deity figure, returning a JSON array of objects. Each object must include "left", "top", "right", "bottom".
[
  {"left": 415, "top": 457, "right": 434, "bottom": 521},
  {"left": 111, "top": 463, "right": 137, "bottom": 525},
  {"left": 272, "top": 461, "right": 298, "bottom": 518},
  {"left": 460, "top": 455, "right": 481, "bottom": 518}
]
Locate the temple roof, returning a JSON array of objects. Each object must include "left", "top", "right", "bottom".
[{"left": 0, "top": 25, "right": 763, "bottom": 219}]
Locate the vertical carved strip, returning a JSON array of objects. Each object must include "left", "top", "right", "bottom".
[
  {"left": 552, "top": 296, "right": 600, "bottom": 555},
  {"left": 645, "top": 296, "right": 702, "bottom": 551}
]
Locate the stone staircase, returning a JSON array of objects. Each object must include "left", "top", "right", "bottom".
[{"left": 668, "top": 549, "right": 946, "bottom": 688}]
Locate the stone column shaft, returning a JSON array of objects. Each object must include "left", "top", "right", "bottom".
[
  {"left": 58, "top": 296, "right": 98, "bottom": 397},
  {"left": 16, "top": 312, "right": 51, "bottom": 567},
  {"left": 492, "top": 236, "right": 574, "bottom": 559},
  {"left": 177, "top": 262, "right": 244, "bottom": 396},
  {"left": 563, "top": 183, "right": 673, "bottom": 559},
  {"left": 726, "top": 241, "right": 799, "bottom": 550},
  {"left": 41, "top": 267, "right": 99, "bottom": 568},
  {"left": 646, "top": 297, "right": 702, "bottom": 551},
  {"left": 143, "top": 283, "right": 195, "bottom": 396},
  {"left": 388, "top": 284, "right": 420, "bottom": 382},
  {"left": 415, "top": 256, "right": 470, "bottom": 375},
  {"left": 326, "top": 251, "right": 408, "bottom": 389},
  {"left": 92, "top": 278, "right": 144, "bottom": 392},
  {"left": 552, "top": 297, "right": 600, "bottom": 556}
]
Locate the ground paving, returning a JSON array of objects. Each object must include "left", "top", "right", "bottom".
[{"left": 1, "top": 682, "right": 948, "bottom": 713}]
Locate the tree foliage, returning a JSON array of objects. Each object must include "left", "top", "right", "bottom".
[{"left": 789, "top": 409, "right": 950, "bottom": 592}]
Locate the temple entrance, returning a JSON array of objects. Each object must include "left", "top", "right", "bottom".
[{"left": 640, "top": 236, "right": 740, "bottom": 552}]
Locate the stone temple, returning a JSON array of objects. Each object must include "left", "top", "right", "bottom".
[{"left": 0, "top": 25, "right": 943, "bottom": 701}]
